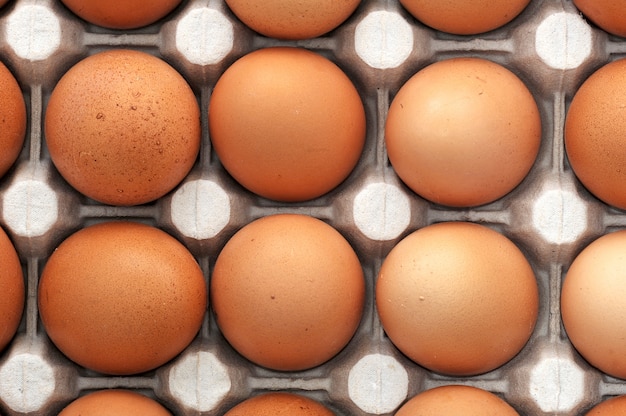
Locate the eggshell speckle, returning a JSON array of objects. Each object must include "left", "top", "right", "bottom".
[
  {"left": 399, "top": 0, "right": 531, "bottom": 35},
  {"left": 376, "top": 222, "right": 538, "bottom": 376},
  {"left": 211, "top": 214, "right": 365, "bottom": 371},
  {"left": 225, "top": 0, "right": 361, "bottom": 40},
  {"left": 38, "top": 221, "right": 207, "bottom": 375},
  {"left": 0, "top": 226, "right": 24, "bottom": 352},
  {"left": 573, "top": 0, "right": 626, "bottom": 38},
  {"left": 58, "top": 390, "right": 172, "bottom": 415},
  {"left": 565, "top": 58, "right": 626, "bottom": 210},
  {"left": 561, "top": 230, "right": 626, "bottom": 380},
  {"left": 0, "top": 61, "right": 26, "bottom": 180},
  {"left": 209, "top": 47, "right": 366, "bottom": 202},
  {"left": 396, "top": 385, "right": 520, "bottom": 415},
  {"left": 224, "top": 392, "right": 334, "bottom": 416},
  {"left": 60, "top": 0, "right": 182, "bottom": 29},
  {"left": 45, "top": 49, "right": 200, "bottom": 206}
]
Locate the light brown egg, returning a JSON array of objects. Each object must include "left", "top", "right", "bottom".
[
  {"left": 586, "top": 395, "right": 626, "bottom": 415},
  {"left": 38, "top": 221, "right": 207, "bottom": 375},
  {"left": 399, "top": 0, "right": 531, "bottom": 35},
  {"left": 561, "top": 230, "right": 626, "bottom": 380},
  {"left": 376, "top": 222, "right": 538, "bottom": 376},
  {"left": 45, "top": 49, "right": 200, "bottom": 206},
  {"left": 385, "top": 57, "right": 541, "bottom": 207},
  {"left": 565, "top": 58, "right": 626, "bottom": 210},
  {"left": 0, "top": 61, "right": 26, "bottom": 180},
  {"left": 225, "top": 0, "right": 361, "bottom": 40},
  {"left": 224, "top": 392, "right": 334, "bottom": 416},
  {"left": 573, "top": 0, "right": 626, "bottom": 38},
  {"left": 209, "top": 47, "right": 366, "bottom": 202},
  {"left": 0, "top": 226, "right": 24, "bottom": 352},
  {"left": 396, "top": 385, "right": 519, "bottom": 415},
  {"left": 59, "top": 0, "right": 182, "bottom": 29},
  {"left": 211, "top": 214, "right": 365, "bottom": 371},
  {"left": 58, "top": 390, "right": 172, "bottom": 416}
]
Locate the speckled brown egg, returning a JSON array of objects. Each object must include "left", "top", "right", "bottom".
[
  {"left": 0, "top": 61, "right": 26, "bottom": 180},
  {"left": 58, "top": 390, "right": 172, "bottom": 415},
  {"left": 396, "top": 386, "right": 520, "bottom": 415},
  {"left": 225, "top": 0, "right": 361, "bottom": 40},
  {"left": 60, "top": 0, "right": 182, "bottom": 29},
  {"left": 0, "top": 226, "right": 24, "bottom": 352},
  {"left": 376, "top": 222, "right": 538, "bottom": 376},
  {"left": 399, "top": 0, "right": 531, "bottom": 35},
  {"left": 385, "top": 57, "right": 541, "bottom": 207},
  {"left": 38, "top": 221, "right": 207, "bottom": 375},
  {"left": 565, "top": 58, "right": 626, "bottom": 210},
  {"left": 211, "top": 214, "right": 365, "bottom": 371},
  {"left": 224, "top": 392, "right": 334, "bottom": 416},
  {"left": 561, "top": 230, "right": 626, "bottom": 380},
  {"left": 573, "top": 0, "right": 626, "bottom": 38},
  {"left": 209, "top": 47, "right": 366, "bottom": 202},
  {"left": 45, "top": 49, "right": 200, "bottom": 206}
]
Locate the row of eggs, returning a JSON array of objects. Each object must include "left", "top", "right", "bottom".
[
  {"left": 0, "top": 210, "right": 622, "bottom": 380},
  {"left": 32, "top": 0, "right": 626, "bottom": 39},
  {"left": 48, "top": 386, "right": 626, "bottom": 415},
  {"left": 2, "top": 212, "right": 626, "bottom": 415},
  {"left": 3, "top": 43, "right": 626, "bottom": 209}
]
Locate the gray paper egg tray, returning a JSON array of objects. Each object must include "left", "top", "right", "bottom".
[{"left": 0, "top": 0, "right": 622, "bottom": 414}]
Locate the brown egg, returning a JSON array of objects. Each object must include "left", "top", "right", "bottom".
[
  {"left": 565, "top": 58, "right": 626, "bottom": 210},
  {"left": 224, "top": 392, "right": 334, "bottom": 416},
  {"left": 45, "top": 49, "right": 200, "bottom": 206},
  {"left": 209, "top": 47, "right": 366, "bottom": 202},
  {"left": 0, "top": 226, "right": 24, "bottom": 352},
  {"left": 225, "top": 0, "right": 361, "bottom": 40},
  {"left": 396, "top": 385, "right": 519, "bottom": 415},
  {"left": 60, "top": 0, "right": 182, "bottom": 29},
  {"left": 573, "top": 0, "right": 626, "bottom": 38},
  {"left": 385, "top": 57, "right": 541, "bottom": 207},
  {"left": 586, "top": 395, "right": 626, "bottom": 415},
  {"left": 59, "top": 390, "right": 172, "bottom": 415},
  {"left": 38, "top": 221, "right": 207, "bottom": 375},
  {"left": 0, "top": 61, "right": 26, "bottom": 180},
  {"left": 561, "top": 230, "right": 626, "bottom": 379},
  {"left": 399, "top": 0, "right": 531, "bottom": 35},
  {"left": 376, "top": 222, "right": 538, "bottom": 376},
  {"left": 211, "top": 214, "right": 365, "bottom": 371}
]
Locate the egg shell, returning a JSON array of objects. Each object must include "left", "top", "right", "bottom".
[
  {"left": 45, "top": 49, "right": 201, "bottom": 206},
  {"left": 224, "top": 0, "right": 361, "bottom": 40},
  {"left": 0, "top": 226, "right": 24, "bottom": 352},
  {"left": 565, "top": 58, "right": 626, "bottom": 210},
  {"left": 573, "top": 0, "right": 626, "bottom": 38},
  {"left": 376, "top": 221, "right": 538, "bottom": 376},
  {"left": 398, "top": 0, "right": 531, "bottom": 35},
  {"left": 224, "top": 392, "right": 334, "bottom": 416},
  {"left": 586, "top": 395, "right": 626, "bottom": 415},
  {"left": 59, "top": 0, "right": 183, "bottom": 29},
  {"left": 208, "top": 47, "right": 366, "bottom": 202},
  {"left": 211, "top": 214, "right": 365, "bottom": 371},
  {"left": 0, "top": 60, "right": 26, "bottom": 180},
  {"left": 38, "top": 221, "right": 207, "bottom": 375},
  {"left": 395, "top": 385, "right": 520, "bottom": 415},
  {"left": 561, "top": 230, "right": 626, "bottom": 380},
  {"left": 385, "top": 57, "right": 541, "bottom": 208},
  {"left": 58, "top": 389, "right": 172, "bottom": 415}
]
